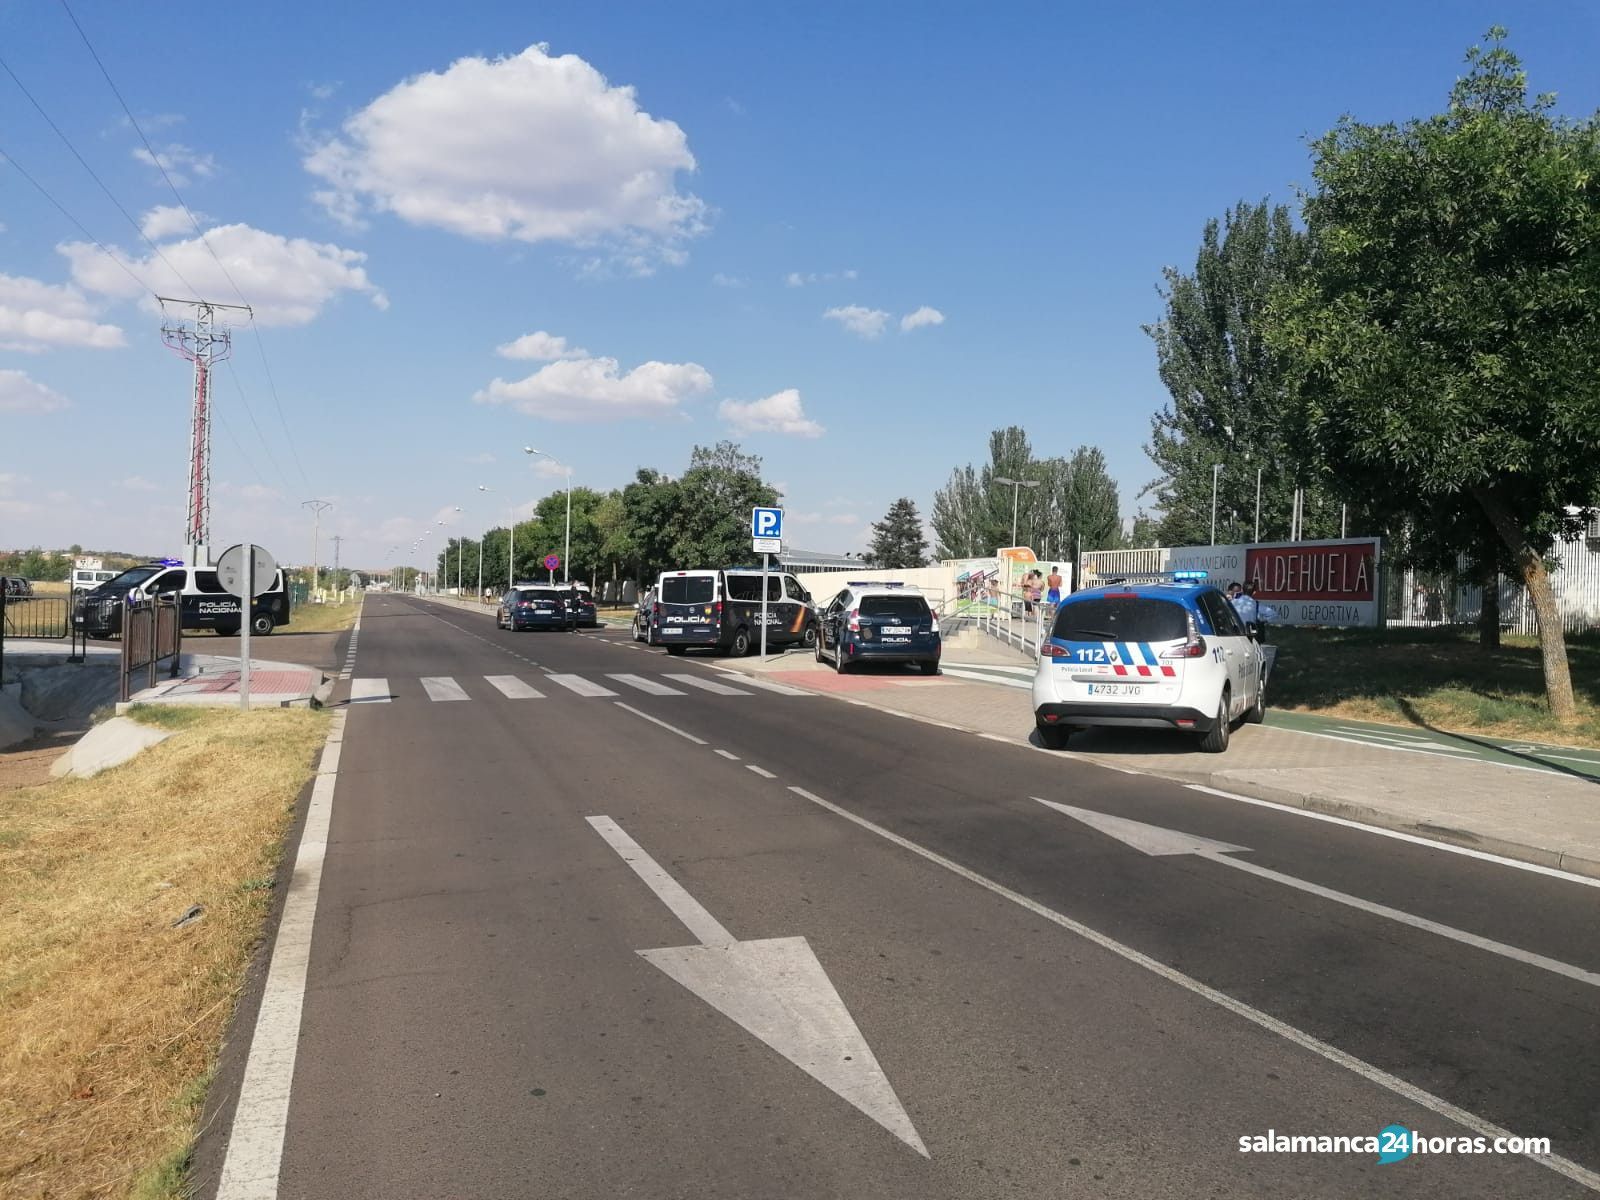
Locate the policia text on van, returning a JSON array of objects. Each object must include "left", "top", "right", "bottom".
[{"left": 75, "top": 560, "right": 291, "bottom": 638}]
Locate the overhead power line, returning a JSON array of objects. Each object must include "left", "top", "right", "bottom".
[
  {"left": 0, "top": 51, "right": 201, "bottom": 296},
  {"left": 58, "top": 0, "right": 313, "bottom": 492},
  {"left": 0, "top": 140, "right": 153, "bottom": 296}
]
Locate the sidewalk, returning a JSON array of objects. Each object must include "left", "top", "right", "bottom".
[
  {"left": 710, "top": 644, "right": 1600, "bottom": 880},
  {"left": 121, "top": 653, "right": 327, "bottom": 710}
]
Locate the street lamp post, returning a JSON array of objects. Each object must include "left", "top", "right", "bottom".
[
  {"left": 526, "top": 447, "right": 572, "bottom": 583},
  {"left": 476, "top": 486, "right": 491, "bottom": 600},
  {"left": 1210, "top": 463, "right": 1223, "bottom": 546},
  {"left": 992, "top": 476, "right": 1040, "bottom": 548}
]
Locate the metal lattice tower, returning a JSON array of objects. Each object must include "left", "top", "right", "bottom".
[{"left": 160, "top": 297, "right": 249, "bottom": 552}]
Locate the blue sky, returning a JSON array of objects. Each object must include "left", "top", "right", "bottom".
[{"left": 4, "top": 1, "right": 1598, "bottom": 572}]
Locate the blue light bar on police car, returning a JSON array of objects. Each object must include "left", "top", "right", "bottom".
[{"left": 1172, "top": 570, "right": 1209, "bottom": 580}]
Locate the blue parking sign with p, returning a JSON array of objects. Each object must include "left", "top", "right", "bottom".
[{"left": 752, "top": 507, "right": 783, "bottom": 539}]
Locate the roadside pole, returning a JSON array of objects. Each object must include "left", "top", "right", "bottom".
[
  {"left": 240, "top": 544, "right": 252, "bottom": 712},
  {"left": 760, "top": 551, "right": 769, "bottom": 661},
  {"left": 751, "top": 506, "right": 783, "bottom": 663}
]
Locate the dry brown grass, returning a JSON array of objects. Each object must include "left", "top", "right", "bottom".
[
  {"left": 28, "top": 581, "right": 70, "bottom": 597},
  {"left": 0, "top": 706, "right": 328, "bottom": 1198},
  {"left": 283, "top": 596, "right": 361, "bottom": 634}
]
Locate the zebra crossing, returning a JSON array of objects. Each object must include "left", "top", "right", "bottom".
[{"left": 346, "top": 671, "right": 809, "bottom": 705}]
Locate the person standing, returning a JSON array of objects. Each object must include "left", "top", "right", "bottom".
[{"left": 1046, "top": 565, "right": 1063, "bottom": 606}]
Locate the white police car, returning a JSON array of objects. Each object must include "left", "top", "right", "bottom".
[{"left": 1031, "top": 572, "right": 1265, "bottom": 753}]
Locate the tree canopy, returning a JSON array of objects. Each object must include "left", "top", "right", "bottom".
[{"left": 1266, "top": 29, "right": 1600, "bottom": 716}]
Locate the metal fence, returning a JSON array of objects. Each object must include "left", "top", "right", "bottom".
[
  {"left": 1389, "top": 539, "right": 1600, "bottom": 636},
  {"left": 0, "top": 591, "right": 84, "bottom": 686},
  {"left": 120, "top": 593, "right": 182, "bottom": 702}
]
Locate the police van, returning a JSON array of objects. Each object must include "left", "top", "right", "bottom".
[
  {"left": 1031, "top": 571, "right": 1265, "bottom": 753},
  {"left": 70, "top": 566, "right": 119, "bottom": 594},
  {"left": 651, "top": 567, "right": 816, "bottom": 656},
  {"left": 75, "top": 558, "right": 291, "bottom": 639}
]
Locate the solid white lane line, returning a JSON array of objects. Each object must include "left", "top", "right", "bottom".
[
  {"left": 938, "top": 668, "right": 1032, "bottom": 690},
  {"left": 420, "top": 676, "right": 470, "bottom": 702},
  {"left": 216, "top": 711, "right": 347, "bottom": 1198},
  {"left": 1295, "top": 730, "right": 1553, "bottom": 774},
  {"left": 348, "top": 678, "right": 391, "bottom": 704},
  {"left": 782, "top": 784, "right": 1600, "bottom": 1193},
  {"left": 1186, "top": 784, "right": 1600, "bottom": 889},
  {"left": 483, "top": 675, "right": 544, "bottom": 699},
  {"left": 546, "top": 673, "right": 619, "bottom": 698},
  {"left": 715, "top": 749, "right": 741, "bottom": 761},
  {"left": 607, "top": 673, "right": 687, "bottom": 696},
  {"left": 615, "top": 702, "right": 708, "bottom": 745},
  {"left": 586, "top": 816, "right": 735, "bottom": 946},
  {"left": 719, "top": 673, "right": 809, "bottom": 696},
  {"left": 665, "top": 673, "right": 752, "bottom": 696},
  {"left": 746, "top": 764, "right": 777, "bottom": 779}
]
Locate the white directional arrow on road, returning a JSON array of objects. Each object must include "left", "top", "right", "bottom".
[
  {"left": 586, "top": 815, "right": 928, "bottom": 1157},
  {"left": 1036, "top": 799, "right": 1600, "bottom": 990}
]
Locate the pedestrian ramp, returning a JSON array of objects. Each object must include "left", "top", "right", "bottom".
[{"left": 345, "top": 672, "right": 794, "bottom": 705}]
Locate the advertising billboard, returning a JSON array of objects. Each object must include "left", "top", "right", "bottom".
[{"left": 1160, "top": 538, "right": 1384, "bottom": 627}]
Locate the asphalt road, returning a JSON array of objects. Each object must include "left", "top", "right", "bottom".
[{"left": 197, "top": 594, "right": 1600, "bottom": 1199}]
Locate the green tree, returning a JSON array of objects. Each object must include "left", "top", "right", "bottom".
[
  {"left": 667, "top": 442, "right": 779, "bottom": 568},
  {"left": 932, "top": 428, "right": 1122, "bottom": 558},
  {"left": 1267, "top": 30, "right": 1600, "bottom": 717},
  {"left": 866, "top": 498, "right": 928, "bottom": 568},
  {"left": 1144, "top": 200, "right": 1317, "bottom": 545}
]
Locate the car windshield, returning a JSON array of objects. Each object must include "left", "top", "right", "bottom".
[
  {"left": 661, "top": 576, "right": 715, "bottom": 604},
  {"left": 101, "top": 565, "right": 162, "bottom": 591},
  {"left": 859, "top": 595, "right": 929, "bottom": 619},
  {"left": 1053, "top": 596, "right": 1189, "bottom": 643},
  {"left": 527, "top": 589, "right": 565, "bottom": 602}
]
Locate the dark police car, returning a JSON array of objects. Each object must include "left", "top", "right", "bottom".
[
  {"left": 75, "top": 558, "right": 291, "bottom": 638},
  {"left": 814, "top": 583, "right": 941, "bottom": 675},
  {"left": 498, "top": 586, "right": 578, "bottom": 631},
  {"left": 651, "top": 567, "right": 816, "bottom": 656}
]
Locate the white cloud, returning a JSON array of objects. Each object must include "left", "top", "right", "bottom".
[
  {"left": 140, "top": 205, "right": 201, "bottom": 241},
  {"left": 718, "top": 388, "right": 825, "bottom": 438},
  {"left": 61, "top": 223, "right": 386, "bottom": 327},
  {"left": 121, "top": 476, "right": 161, "bottom": 492},
  {"left": 0, "top": 369, "right": 70, "bottom": 413},
  {"left": 133, "top": 143, "right": 216, "bottom": 188},
  {"left": 900, "top": 305, "right": 945, "bottom": 332},
  {"left": 786, "top": 269, "right": 857, "bottom": 288},
  {"left": 711, "top": 272, "right": 746, "bottom": 288},
  {"left": 0, "top": 271, "right": 126, "bottom": 352},
  {"left": 497, "top": 330, "right": 587, "bottom": 361},
  {"left": 823, "top": 305, "right": 889, "bottom": 339},
  {"left": 475, "top": 355, "right": 712, "bottom": 422},
  {"left": 530, "top": 457, "right": 572, "bottom": 480},
  {"left": 304, "top": 44, "right": 706, "bottom": 271}
]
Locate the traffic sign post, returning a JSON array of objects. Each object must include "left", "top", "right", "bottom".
[
  {"left": 217, "top": 543, "right": 277, "bottom": 711},
  {"left": 751, "top": 509, "right": 783, "bottom": 660},
  {"left": 544, "top": 553, "right": 561, "bottom": 584}
]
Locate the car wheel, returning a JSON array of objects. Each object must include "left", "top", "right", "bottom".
[
  {"left": 802, "top": 624, "right": 818, "bottom": 650},
  {"left": 251, "top": 613, "right": 275, "bottom": 636},
  {"left": 814, "top": 636, "right": 826, "bottom": 664},
  {"left": 666, "top": 645, "right": 687, "bottom": 656},
  {"left": 918, "top": 659, "right": 940, "bottom": 676},
  {"left": 1037, "top": 721, "right": 1071, "bottom": 750},
  {"left": 834, "top": 649, "right": 851, "bottom": 674},
  {"left": 730, "top": 627, "right": 751, "bottom": 657},
  {"left": 1244, "top": 670, "right": 1266, "bottom": 724},
  {"left": 1198, "top": 690, "right": 1231, "bottom": 753}
]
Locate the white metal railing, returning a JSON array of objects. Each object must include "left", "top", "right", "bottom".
[{"left": 967, "top": 586, "right": 1050, "bottom": 657}]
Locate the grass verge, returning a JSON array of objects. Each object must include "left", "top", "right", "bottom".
[
  {"left": 0, "top": 705, "right": 328, "bottom": 1198},
  {"left": 282, "top": 596, "right": 361, "bottom": 634},
  {"left": 1269, "top": 625, "right": 1600, "bottom": 748}
]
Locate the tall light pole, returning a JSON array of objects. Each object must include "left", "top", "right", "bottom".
[
  {"left": 1209, "top": 464, "right": 1223, "bottom": 546},
  {"left": 1254, "top": 467, "right": 1263, "bottom": 543},
  {"left": 302, "top": 499, "right": 333, "bottom": 599},
  {"left": 476, "top": 486, "right": 492, "bottom": 600},
  {"left": 992, "top": 476, "right": 1039, "bottom": 549},
  {"left": 526, "top": 446, "right": 572, "bottom": 583}
]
